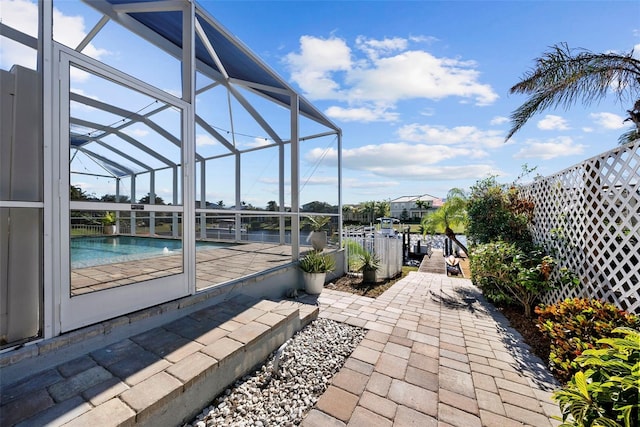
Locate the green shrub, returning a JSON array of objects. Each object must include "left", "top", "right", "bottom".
[
  {"left": 553, "top": 327, "right": 640, "bottom": 427},
  {"left": 537, "top": 298, "right": 640, "bottom": 383},
  {"left": 466, "top": 176, "right": 534, "bottom": 249},
  {"left": 470, "top": 241, "right": 565, "bottom": 317}
]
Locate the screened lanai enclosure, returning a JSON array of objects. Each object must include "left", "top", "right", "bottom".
[{"left": 0, "top": 0, "right": 342, "bottom": 348}]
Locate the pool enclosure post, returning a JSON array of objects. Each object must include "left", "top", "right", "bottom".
[
  {"left": 200, "top": 160, "right": 207, "bottom": 240},
  {"left": 338, "top": 131, "right": 343, "bottom": 248},
  {"left": 42, "top": 0, "right": 57, "bottom": 339},
  {"left": 290, "top": 93, "right": 300, "bottom": 259},
  {"left": 131, "top": 175, "right": 137, "bottom": 235},
  {"left": 149, "top": 170, "right": 156, "bottom": 235},
  {"left": 279, "top": 138, "right": 286, "bottom": 245},
  {"left": 235, "top": 153, "right": 242, "bottom": 241},
  {"left": 115, "top": 178, "right": 121, "bottom": 233},
  {"left": 182, "top": 0, "right": 197, "bottom": 291}
]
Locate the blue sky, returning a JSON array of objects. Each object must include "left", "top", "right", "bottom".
[
  {"left": 203, "top": 0, "right": 640, "bottom": 203},
  {"left": 2, "top": 0, "right": 639, "bottom": 207}
]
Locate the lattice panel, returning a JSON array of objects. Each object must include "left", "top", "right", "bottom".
[{"left": 522, "top": 141, "right": 640, "bottom": 314}]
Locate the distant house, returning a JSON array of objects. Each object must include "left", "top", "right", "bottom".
[{"left": 390, "top": 194, "right": 443, "bottom": 220}]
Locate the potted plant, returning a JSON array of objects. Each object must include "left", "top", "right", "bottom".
[
  {"left": 304, "top": 215, "right": 331, "bottom": 251},
  {"left": 299, "top": 250, "right": 335, "bottom": 294},
  {"left": 357, "top": 251, "right": 381, "bottom": 284},
  {"left": 102, "top": 211, "right": 117, "bottom": 235}
]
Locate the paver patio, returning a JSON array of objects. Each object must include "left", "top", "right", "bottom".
[
  {"left": 1, "top": 264, "right": 563, "bottom": 426},
  {"left": 303, "top": 271, "right": 562, "bottom": 426}
]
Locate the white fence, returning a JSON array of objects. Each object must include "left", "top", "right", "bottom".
[
  {"left": 522, "top": 140, "right": 639, "bottom": 314},
  {"left": 343, "top": 235, "right": 403, "bottom": 279}
]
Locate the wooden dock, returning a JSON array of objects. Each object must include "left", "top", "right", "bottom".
[{"left": 419, "top": 249, "right": 470, "bottom": 278}]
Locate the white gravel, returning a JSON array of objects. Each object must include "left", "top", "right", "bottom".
[{"left": 184, "top": 318, "right": 366, "bottom": 427}]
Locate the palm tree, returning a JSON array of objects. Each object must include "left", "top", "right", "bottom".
[
  {"left": 375, "top": 200, "right": 390, "bottom": 219},
  {"left": 362, "top": 201, "right": 377, "bottom": 224},
  {"left": 415, "top": 199, "right": 431, "bottom": 219},
  {"left": 421, "top": 188, "right": 469, "bottom": 257},
  {"left": 506, "top": 43, "right": 640, "bottom": 144}
]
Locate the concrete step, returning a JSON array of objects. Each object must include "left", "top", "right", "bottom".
[{"left": 0, "top": 295, "right": 318, "bottom": 427}]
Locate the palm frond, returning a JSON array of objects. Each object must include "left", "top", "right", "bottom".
[
  {"left": 507, "top": 43, "right": 640, "bottom": 141},
  {"left": 617, "top": 128, "right": 640, "bottom": 145}
]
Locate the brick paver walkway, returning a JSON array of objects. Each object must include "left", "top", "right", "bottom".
[
  {"left": 2, "top": 268, "right": 563, "bottom": 426},
  {"left": 302, "top": 271, "right": 561, "bottom": 427}
]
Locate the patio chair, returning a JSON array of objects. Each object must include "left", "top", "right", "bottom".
[{"left": 445, "top": 255, "right": 462, "bottom": 276}]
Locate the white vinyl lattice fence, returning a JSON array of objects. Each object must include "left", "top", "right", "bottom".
[
  {"left": 343, "top": 235, "right": 403, "bottom": 280},
  {"left": 522, "top": 140, "right": 639, "bottom": 314}
]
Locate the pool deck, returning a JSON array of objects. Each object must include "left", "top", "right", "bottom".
[
  {"left": 71, "top": 242, "right": 294, "bottom": 295},
  {"left": 1, "top": 261, "right": 562, "bottom": 426}
]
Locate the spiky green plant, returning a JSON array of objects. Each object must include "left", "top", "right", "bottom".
[
  {"left": 304, "top": 215, "right": 331, "bottom": 231},
  {"left": 298, "top": 250, "right": 335, "bottom": 274}
]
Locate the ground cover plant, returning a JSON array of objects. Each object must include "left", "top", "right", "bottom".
[
  {"left": 553, "top": 327, "right": 640, "bottom": 427},
  {"left": 536, "top": 298, "right": 640, "bottom": 384}
]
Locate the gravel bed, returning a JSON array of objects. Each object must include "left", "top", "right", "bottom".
[{"left": 185, "top": 318, "right": 366, "bottom": 427}]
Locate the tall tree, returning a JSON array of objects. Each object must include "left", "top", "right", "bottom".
[
  {"left": 138, "top": 193, "right": 165, "bottom": 205},
  {"left": 266, "top": 200, "right": 279, "bottom": 211},
  {"left": 361, "top": 201, "right": 377, "bottom": 224},
  {"left": 506, "top": 43, "right": 640, "bottom": 144},
  {"left": 421, "top": 188, "right": 469, "bottom": 256},
  {"left": 375, "top": 200, "right": 390, "bottom": 219}
]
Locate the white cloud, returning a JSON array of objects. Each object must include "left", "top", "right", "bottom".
[
  {"left": 196, "top": 134, "right": 218, "bottom": 146},
  {"left": 306, "top": 142, "right": 486, "bottom": 169},
  {"left": 397, "top": 123, "right": 506, "bottom": 148},
  {"left": 590, "top": 112, "right": 627, "bottom": 130},
  {"left": 300, "top": 176, "right": 338, "bottom": 186},
  {"left": 371, "top": 164, "right": 503, "bottom": 181},
  {"left": 355, "top": 36, "right": 408, "bottom": 60},
  {"left": 490, "top": 116, "right": 509, "bottom": 126},
  {"left": 537, "top": 114, "right": 570, "bottom": 131},
  {"left": 244, "top": 137, "right": 273, "bottom": 148},
  {"left": 633, "top": 43, "right": 640, "bottom": 59},
  {"left": 123, "top": 128, "right": 149, "bottom": 138},
  {"left": 304, "top": 142, "right": 501, "bottom": 181},
  {"left": 284, "top": 34, "right": 498, "bottom": 121},
  {"left": 284, "top": 35, "right": 352, "bottom": 100},
  {"left": 1, "top": 0, "right": 109, "bottom": 72},
  {"left": 347, "top": 50, "right": 498, "bottom": 106},
  {"left": 325, "top": 105, "right": 399, "bottom": 122},
  {"left": 345, "top": 178, "right": 400, "bottom": 189},
  {"left": 514, "top": 136, "right": 586, "bottom": 160},
  {"left": 582, "top": 127, "right": 594, "bottom": 133}
]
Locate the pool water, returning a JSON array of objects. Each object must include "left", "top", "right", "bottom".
[{"left": 71, "top": 236, "right": 230, "bottom": 268}]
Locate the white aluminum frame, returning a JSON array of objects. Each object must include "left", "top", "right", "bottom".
[
  {"left": 56, "top": 45, "right": 192, "bottom": 332},
  {"left": 3, "top": 0, "right": 342, "bottom": 340}
]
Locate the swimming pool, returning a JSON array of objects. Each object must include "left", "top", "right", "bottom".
[{"left": 71, "top": 236, "right": 231, "bottom": 268}]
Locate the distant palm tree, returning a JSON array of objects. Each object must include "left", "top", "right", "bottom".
[
  {"left": 421, "top": 188, "right": 468, "bottom": 257},
  {"left": 375, "top": 200, "right": 390, "bottom": 219},
  {"left": 506, "top": 43, "right": 640, "bottom": 144}
]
